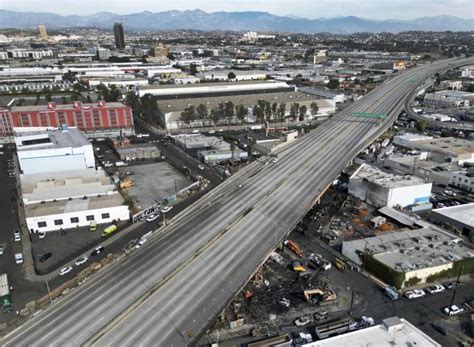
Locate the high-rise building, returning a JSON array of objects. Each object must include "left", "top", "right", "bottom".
[
  {"left": 38, "top": 25, "right": 48, "bottom": 41},
  {"left": 113, "top": 22, "right": 126, "bottom": 49}
]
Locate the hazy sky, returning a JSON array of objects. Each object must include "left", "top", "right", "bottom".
[{"left": 2, "top": 0, "right": 474, "bottom": 19}]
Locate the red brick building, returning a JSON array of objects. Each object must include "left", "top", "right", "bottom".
[{"left": 0, "top": 101, "right": 134, "bottom": 137}]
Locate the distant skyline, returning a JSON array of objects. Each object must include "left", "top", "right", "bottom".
[{"left": 2, "top": 0, "right": 474, "bottom": 20}]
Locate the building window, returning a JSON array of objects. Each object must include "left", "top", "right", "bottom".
[
  {"left": 38, "top": 221, "right": 47, "bottom": 228},
  {"left": 54, "top": 219, "right": 63, "bottom": 226},
  {"left": 86, "top": 215, "right": 95, "bottom": 221},
  {"left": 101, "top": 213, "right": 110, "bottom": 219},
  {"left": 70, "top": 217, "right": 79, "bottom": 223}
]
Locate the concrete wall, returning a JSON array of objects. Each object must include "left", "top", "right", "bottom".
[
  {"left": 26, "top": 204, "right": 130, "bottom": 233},
  {"left": 403, "top": 263, "right": 453, "bottom": 287}
]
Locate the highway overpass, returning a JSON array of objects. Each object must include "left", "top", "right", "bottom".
[{"left": 2, "top": 57, "right": 474, "bottom": 347}]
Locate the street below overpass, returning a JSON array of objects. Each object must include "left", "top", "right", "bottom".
[{"left": 2, "top": 57, "right": 474, "bottom": 347}]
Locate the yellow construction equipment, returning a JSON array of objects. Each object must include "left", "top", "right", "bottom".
[
  {"left": 335, "top": 257, "right": 347, "bottom": 271},
  {"left": 120, "top": 179, "right": 134, "bottom": 189}
]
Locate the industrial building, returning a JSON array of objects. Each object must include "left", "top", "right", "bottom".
[
  {"left": 342, "top": 221, "right": 474, "bottom": 287},
  {"left": 156, "top": 92, "right": 335, "bottom": 130},
  {"left": 0, "top": 101, "right": 134, "bottom": 138},
  {"left": 298, "top": 86, "right": 346, "bottom": 103},
  {"left": 431, "top": 203, "right": 474, "bottom": 236},
  {"left": 138, "top": 80, "right": 293, "bottom": 98},
  {"left": 393, "top": 135, "right": 474, "bottom": 165},
  {"left": 15, "top": 128, "right": 129, "bottom": 233},
  {"left": 304, "top": 317, "right": 440, "bottom": 347},
  {"left": 348, "top": 164, "right": 432, "bottom": 208},
  {"left": 449, "top": 168, "right": 474, "bottom": 192},
  {"left": 115, "top": 144, "right": 160, "bottom": 161},
  {"left": 424, "top": 90, "right": 473, "bottom": 108},
  {"left": 196, "top": 70, "right": 267, "bottom": 81},
  {"left": 15, "top": 127, "right": 95, "bottom": 175}
]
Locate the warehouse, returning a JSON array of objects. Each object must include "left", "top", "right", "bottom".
[
  {"left": 138, "top": 80, "right": 293, "bottom": 98},
  {"left": 342, "top": 224, "right": 474, "bottom": 288},
  {"left": 348, "top": 164, "right": 432, "bottom": 208},
  {"left": 157, "top": 91, "right": 335, "bottom": 129},
  {"left": 304, "top": 317, "right": 440, "bottom": 347},
  {"left": 15, "top": 126, "right": 95, "bottom": 175},
  {"left": 199, "top": 149, "right": 248, "bottom": 163},
  {"left": 15, "top": 128, "right": 130, "bottom": 233},
  {"left": 431, "top": 203, "right": 474, "bottom": 236},
  {"left": 196, "top": 70, "right": 267, "bottom": 81}
]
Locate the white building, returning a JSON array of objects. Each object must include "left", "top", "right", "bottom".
[
  {"left": 424, "top": 90, "right": 473, "bottom": 108},
  {"left": 15, "top": 127, "right": 129, "bottom": 233},
  {"left": 196, "top": 70, "right": 267, "bottom": 81},
  {"left": 450, "top": 169, "right": 474, "bottom": 192},
  {"left": 439, "top": 80, "right": 462, "bottom": 90},
  {"left": 393, "top": 133, "right": 432, "bottom": 147},
  {"left": 304, "top": 317, "right": 440, "bottom": 347},
  {"left": 15, "top": 127, "right": 95, "bottom": 175},
  {"left": 348, "top": 164, "right": 432, "bottom": 208},
  {"left": 86, "top": 78, "right": 149, "bottom": 88},
  {"left": 138, "top": 80, "right": 292, "bottom": 98}
]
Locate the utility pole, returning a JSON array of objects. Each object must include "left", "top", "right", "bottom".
[
  {"left": 45, "top": 279, "right": 52, "bottom": 303},
  {"left": 449, "top": 267, "right": 463, "bottom": 309}
]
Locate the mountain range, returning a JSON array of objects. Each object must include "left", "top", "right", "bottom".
[{"left": 0, "top": 9, "right": 473, "bottom": 34}]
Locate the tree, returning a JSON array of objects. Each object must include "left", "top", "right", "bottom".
[
  {"left": 180, "top": 106, "right": 196, "bottom": 126},
  {"left": 271, "top": 103, "right": 278, "bottom": 118},
  {"left": 289, "top": 102, "right": 300, "bottom": 120},
  {"left": 196, "top": 104, "right": 208, "bottom": 124},
  {"left": 327, "top": 79, "right": 340, "bottom": 90},
  {"left": 224, "top": 101, "right": 235, "bottom": 120},
  {"left": 415, "top": 119, "right": 428, "bottom": 132},
  {"left": 140, "top": 93, "right": 158, "bottom": 122},
  {"left": 253, "top": 104, "right": 265, "bottom": 123},
  {"left": 210, "top": 109, "right": 220, "bottom": 126},
  {"left": 264, "top": 101, "right": 272, "bottom": 121},
  {"left": 310, "top": 102, "right": 319, "bottom": 116},
  {"left": 17, "top": 98, "right": 25, "bottom": 106},
  {"left": 277, "top": 103, "right": 286, "bottom": 125},
  {"left": 86, "top": 95, "right": 92, "bottom": 103},
  {"left": 227, "top": 71, "right": 236, "bottom": 80},
  {"left": 441, "top": 129, "right": 451, "bottom": 138},
  {"left": 61, "top": 96, "right": 68, "bottom": 104},
  {"left": 189, "top": 63, "right": 198, "bottom": 76},
  {"left": 235, "top": 104, "right": 247, "bottom": 123},
  {"left": 299, "top": 105, "right": 307, "bottom": 121},
  {"left": 126, "top": 91, "right": 140, "bottom": 114},
  {"left": 34, "top": 93, "right": 41, "bottom": 105},
  {"left": 45, "top": 92, "right": 52, "bottom": 102}
]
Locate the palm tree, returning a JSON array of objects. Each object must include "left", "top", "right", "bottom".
[
  {"left": 290, "top": 102, "right": 300, "bottom": 121},
  {"left": 235, "top": 104, "right": 247, "bottom": 124},
  {"left": 277, "top": 103, "right": 286, "bottom": 126},
  {"left": 210, "top": 109, "right": 220, "bottom": 126}
]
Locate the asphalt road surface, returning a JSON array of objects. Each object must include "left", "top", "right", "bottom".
[{"left": 2, "top": 57, "right": 474, "bottom": 346}]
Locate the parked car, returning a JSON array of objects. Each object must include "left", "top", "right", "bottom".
[
  {"left": 38, "top": 231, "right": 46, "bottom": 239},
  {"left": 39, "top": 253, "right": 52, "bottom": 262},
  {"left": 294, "top": 315, "right": 314, "bottom": 326},
  {"left": 75, "top": 257, "right": 88, "bottom": 266},
  {"left": 426, "top": 284, "right": 445, "bottom": 294},
  {"left": 404, "top": 289, "right": 425, "bottom": 299},
  {"left": 59, "top": 266, "right": 73, "bottom": 276},
  {"left": 444, "top": 304, "right": 464, "bottom": 316},
  {"left": 0, "top": 245, "right": 4, "bottom": 256},
  {"left": 15, "top": 253, "right": 23, "bottom": 265},
  {"left": 13, "top": 229, "right": 21, "bottom": 242},
  {"left": 146, "top": 214, "right": 159, "bottom": 223},
  {"left": 443, "top": 281, "right": 459, "bottom": 290},
  {"left": 135, "top": 238, "right": 147, "bottom": 249},
  {"left": 431, "top": 323, "right": 447, "bottom": 335},
  {"left": 198, "top": 164, "right": 205, "bottom": 170},
  {"left": 161, "top": 206, "right": 173, "bottom": 213},
  {"left": 91, "top": 246, "right": 105, "bottom": 256}
]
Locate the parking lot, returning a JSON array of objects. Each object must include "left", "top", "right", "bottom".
[{"left": 116, "top": 162, "right": 192, "bottom": 211}]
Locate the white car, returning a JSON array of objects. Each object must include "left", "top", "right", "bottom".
[
  {"left": 198, "top": 164, "right": 205, "bottom": 170},
  {"left": 161, "top": 206, "right": 173, "bottom": 213},
  {"left": 426, "top": 284, "right": 445, "bottom": 294},
  {"left": 75, "top": 257, "right": 88, "bottom": 266},
  {"left": 135, "top": 238, "right": 147, "bottom": 249},
  {"left": 38, "top": 231, "right": 46, "bottom": 239},
  {"left": 14, "top": 229, "right": 21, "bottom": 242},
  {"left": 444, "top": 304, "right": 464, "bottom": 316},
  {"left": 59, "top": 266, "right": 73, "bottom": 276},
  {"left": 146, "top": 214, "right": 159, "bottom": 223},
  {"left": 14, "top": 253, "right": 23, "bottom": 265},
  {"left": 404, "top": 289, "right": 425, "bottom": 299}
]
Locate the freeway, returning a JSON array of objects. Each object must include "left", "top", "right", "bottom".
[{"left": 2, "top": 57, "right": 474, "bottom": 347}]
